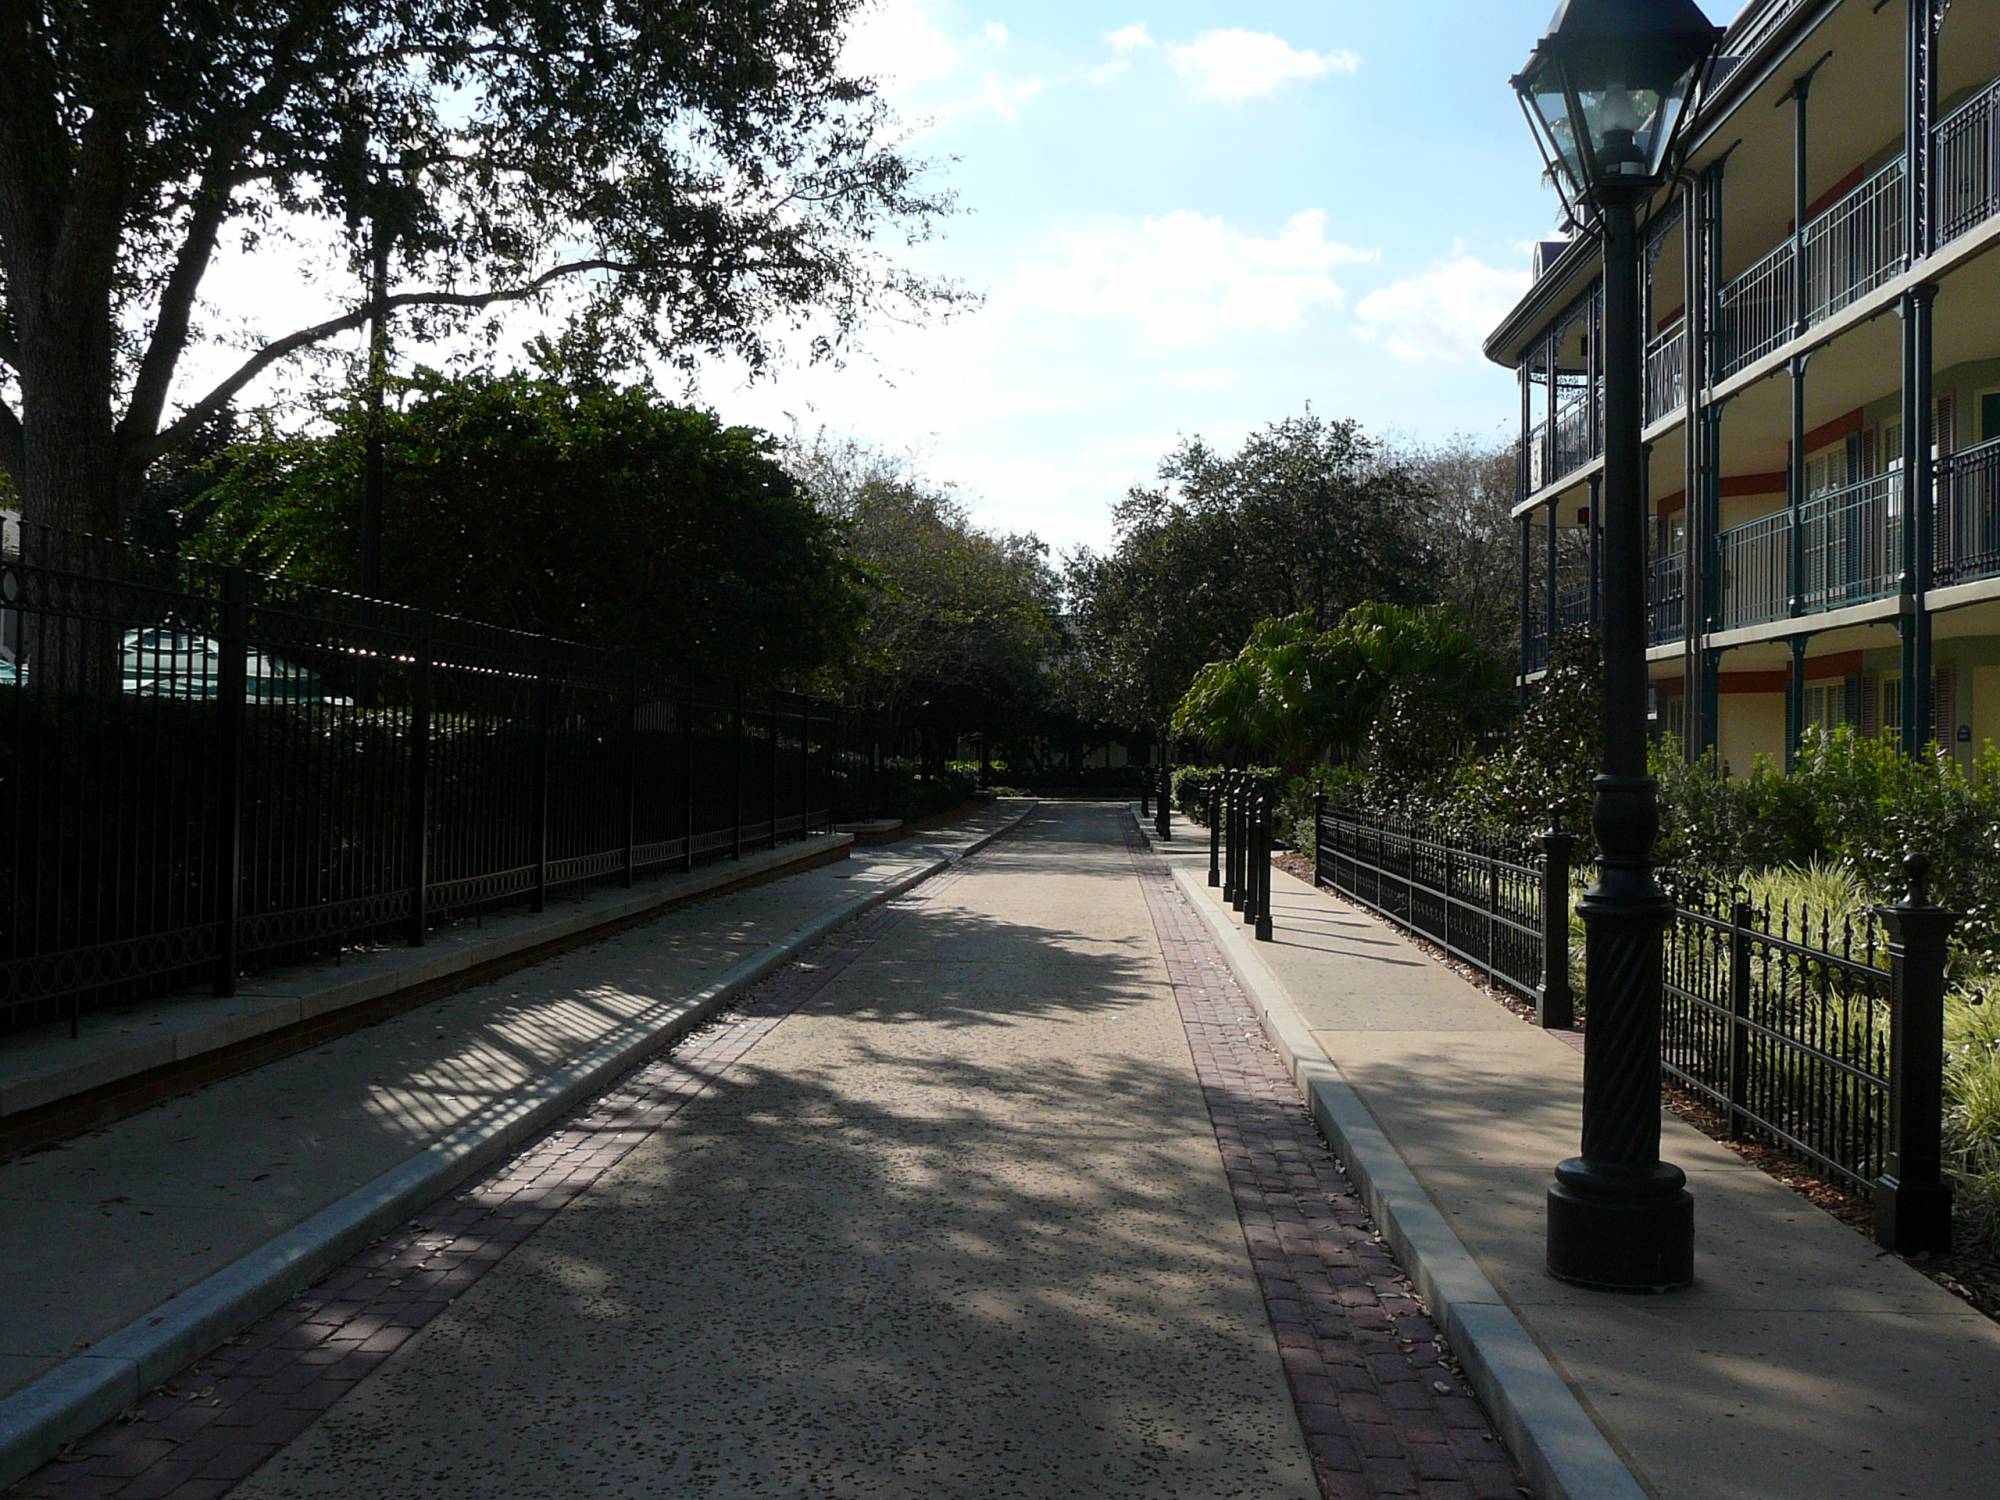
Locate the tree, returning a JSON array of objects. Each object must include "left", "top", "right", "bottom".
[
  {"left": 0, "top": 0, "right": 959, "bottom": 546},
  {"left": 1172, "top": 604, "right": 1507, "bottom": 781},
  {"left": 1063, "top": 413, "right": 1436, "bottom": 735},
  {"left": 793, "top": 438, "right": 1059, "bottom": 758},
  {"left": 194, "top": 359, "right": 865, "bottom": 683}
]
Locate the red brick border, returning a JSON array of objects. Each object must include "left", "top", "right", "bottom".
[
  {"left": 1123, "top": 824, "right": 1527, "bottom": 1500},
  {"left": 4, "top": 869, "right": 972, "bottom": 1500}
]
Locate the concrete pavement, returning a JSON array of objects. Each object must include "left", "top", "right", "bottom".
[
  {"left": 5, "top": 803, "right": 1526, "bottom": 1500},
  {"left": 1158, "top": 828, "right": 2000, "bottom": 1500}
]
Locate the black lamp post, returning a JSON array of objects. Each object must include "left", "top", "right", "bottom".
[{"left": 1513, "top": 0, "right": 1721, "bottom": 1293}]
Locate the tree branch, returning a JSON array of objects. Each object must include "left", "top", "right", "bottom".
[{"left": 140, "top": 257, "right": 633, "bottom": 463}]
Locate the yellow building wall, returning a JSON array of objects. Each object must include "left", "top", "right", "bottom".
[
  {"left": 1975, "top": 668, "right": 2000, "bottom": 777},
  {"left": 1718, "top": 693, "right": 1787, "bottom": 777}
]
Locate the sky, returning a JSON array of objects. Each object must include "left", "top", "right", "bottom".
[
  {"left": 694, "top": 0, "right": 1752, "bottom": 553},
  {"left": 167, "top": 1, "right": 1755, "bottom": 556}
]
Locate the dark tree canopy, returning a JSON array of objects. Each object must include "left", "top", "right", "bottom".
[
  {"left": 193, "top": 360, "right": 866, "bottom": 683},
  {"left": 1062, "top": 412, "right": 1434, "bottom": 730},
  {"left": 0, "top": 0, "right": 959, "bottom": 540}
]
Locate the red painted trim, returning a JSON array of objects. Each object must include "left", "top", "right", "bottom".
[
  {"left": 1800, "top": 407, "right": 1865, "bottom": 456},
  {"left": 1720, "top": 671, "right": 1791, "bottom": 694},
  {"left": 1721, "top": 472, "right": 1789, "bottom": 498},
  {"left": 1805, "top": 650, "right": 1863, "bottom": 681},
  {"left": 1655, "top": 489, "right": 1687, "bottom": 515},
  {"left": 1656, "top": 305, "right": 1686, "bottom": 333}
]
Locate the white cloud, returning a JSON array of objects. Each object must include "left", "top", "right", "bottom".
[
  {"left": 983, "top": 20, "right": 1009, "bottom": 44},
  {"left": 845, "top": 0, "right": 962, "bottom": 93},
  {"left": 1106, "top": 23, "right": 1154, "bottom": 51},
  {"left": 980, "top": 72, "right": 1044, "bottom": 121},
  {"left": 1010, "top": 209, "right": 1376, "bottom": 349},
  {"left": 1169, "top": 29, "right": 1360, "bottom": 100},
  {"left": 1354, "top": 256, "right": 1534, "bottom": 364}
]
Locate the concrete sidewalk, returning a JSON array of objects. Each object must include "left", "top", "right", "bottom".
[
  {"left": 1157, "top": 826, "right": 2000, "bottom": 1500},
  {"left": 0, "top": 802, "right": 1031, "bottom": 1483}
]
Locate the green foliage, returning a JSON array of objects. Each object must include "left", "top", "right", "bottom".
[
  {"left": 193, "top": 361, "right": 864, "bottom": 685},
  {"left": 871, "top": 761, "right": 982, "bottom": 822},
  {"left": 1946, "top": 979, "right": 2000, "bottom": 1254},
  {"left": 3, "top": 0, "right": 960, "bottom": 538},
  {"left": 1171, "top": 604, "right": 1505, "bottom": 782},
  {"left": 1061, "top": 413, "right": 1436, "bottom": 730},
  {"left": 791, "top": 440, "right": 1060, "bottom": 745}
]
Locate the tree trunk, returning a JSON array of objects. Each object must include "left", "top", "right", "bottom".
[{"left": 17, "top": 339, "right": 127, "bottom": 696}]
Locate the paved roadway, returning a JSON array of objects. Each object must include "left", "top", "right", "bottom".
[{"left": 11, "top": 804, "right": 1520, "bottom": 1500}]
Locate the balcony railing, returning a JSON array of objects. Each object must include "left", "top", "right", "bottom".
[
  {"left": 1936, "top": 437, "right": 2000, "bottom": 588},
  {"left": 1717, "top": 474, "right": 1901, "bottom": 630},
  {"left": 1800, "top": 472, "right": 1900, "bottom": 611},
  {"left": 1802, "top": 160, "right": 1905, "bottom": 326},
  {"left": 1936, "top": 80, "right": 2000, "bottom": 249},
  {"left": 1645, "top": 321, "right": 1687, "bottom": 427},
  {"left": 1647, "top": 553, "right": 1686, "bottom": 647},
  {"left": 1553, "top": 391, "right": 1596, "bottom": 480},
  {"left": 1716, "top": 239, "right": 1795, "bottom": 379},
  {"left": 1719, "top": 510, "right": 1791, "bottom": 629},
  {"left": 1523, "top": 583, "right": 1591, "bottom": 674}
]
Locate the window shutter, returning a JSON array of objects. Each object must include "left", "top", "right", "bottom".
[
  {"left": 1860, "top": 674, "right": 1879, "bottom": 739},
  {"left": 1844, "top": 675, "right": 1862, "bottom": 730},
  {"left": 1934, "top": 665, "right": 1957, "bottom": 750}
]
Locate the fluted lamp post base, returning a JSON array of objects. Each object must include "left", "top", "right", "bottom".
[{"left": 1547, "top": 1158, "right": 1693, "bottom": 1293}]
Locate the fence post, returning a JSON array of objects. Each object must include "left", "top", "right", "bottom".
[
  {"left": 406, "top": 610, "right": 434, "bottom": 945},
  {"left": 1207, "top": 779, "right": 1222, "bottom": 887},
  {"left": 1312, "top": 786, "right": 1326, "bottom": 888},
  {"left": 1140, "top": 764, "right": 1151, "bottom": 818},
  {"left": 801, "top": 699, "right": 813, "bottom": 835},
  {"left": 213, "top": 566, "right": 249, "bottom": 997},
  {"left": 622, "top": 665, "right": 638, "bottom": 889},
  {"left": 1875, "top": 853, "right": 1958, "bottom": 1254},
  {"left": 1255, "top": 789, "right": 1274, "bottom": 943},
  {"left": 1156, "top": 757, "right": 1171, "bottom": 841},
  {"left": 1243, "top": 784, "right": 1262, "bottom": 930},
  {"left": 1228, "top": 777, "right": 1245, "bottom": 911},
  {"left": 682, "top": 682, "right": 696, "bottom": 873},
  {"left": 531, "top": 641, "right": 552, "bottom": 913},
  {"left": 1537, "top": 830, "right": 1576, "bottom": 1030},
  {"left": 769, "top": 689, "right": 780, "bottom": 850},
  {"left": 732, "top": 683, "right": 744, "bottom": 861},
  {"left": 1727, "top": 894, "right": 1753, "bottom": 1139}
]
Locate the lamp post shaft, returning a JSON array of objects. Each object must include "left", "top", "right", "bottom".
[{"left": 1547, "top": 181, "right": 1694, "bottom": 1293}]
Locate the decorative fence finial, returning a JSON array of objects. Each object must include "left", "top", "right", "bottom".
[{"left": 1902, "top": 850, "right": 1932, "bottom": 908}]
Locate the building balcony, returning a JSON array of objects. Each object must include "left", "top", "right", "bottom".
[
  {"left": 1647, "top": 554, "right": 1686, "bottom": 647},
  {"left": 1716, "top": 160, "right": 1906, "bottom": 382},
  {"left": 1717, "top": 472, "right": 1902, "bottom": 631},
  {"left": 1524, "top": 583, "right": 1590, "bottom": 673},
  {"left": 1645, "top": 321, "right": 1688, "bottom": 428},
  {"left": 1527, "top": 388, "right": 1600, "bottom": 495},
  {"left": 1936, "top": 436, "right": 2000, "bottom": 589}
]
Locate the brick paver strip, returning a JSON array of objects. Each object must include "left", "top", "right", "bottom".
[
  {"left": 4, "top": 867, "right": 974, "bottom": 1500},
  {"left": 1122, "top": 822, "right": 1526, "bottom": 1500},
  {"left": 11, "top": 822, "right": 1525, "bottom": 1500}
]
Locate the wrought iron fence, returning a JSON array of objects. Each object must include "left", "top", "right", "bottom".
[
  {"left": 1936, "top": 435, "right": 2000, "bottom": 587},
  {"left": 1662, "top": 884, "right": 1892, "bottom": 1192},
  {"left": 1645, "top": 321, "right": 1687, "bottom": 428},
  {"left": 0, "top": 529, "right": 879, "bottom": 1036},
  {"left": 1936, "top": 79, "right": 2000, "bottom": 249},
  {"left": 1313, "top": 808, "right": 1571, "bottom": 1025},
  {"left": 1553, "top": 388, "right": 1597, "bottom": 482},
  {"left": 1310, "top": 806, "right": 1958, "bottom": 1250},
  {"left": 1801, "top": 471, "right": 1900, "bottom": 610},
  {"left": 1802, "top": 160, "right": 1906, "bottom": 327},
  {"left": 1719, "top": 508, "right": 1792, "bottom": 628},
  {"left": 1717, "top": 240, "right": 1795, "bottom": 379}
]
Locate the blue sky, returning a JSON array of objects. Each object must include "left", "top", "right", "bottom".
[{"left": 707, "top": 0, "right": 1754, "bottom": 553}]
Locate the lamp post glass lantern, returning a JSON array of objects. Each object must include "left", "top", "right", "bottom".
[{"left": 1512, "top": 0, "right": 1720, "bottom": 1294}]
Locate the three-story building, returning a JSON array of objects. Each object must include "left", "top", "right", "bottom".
[{"left": 1488, "top": 0, "right": 2000, "bottom": 774}]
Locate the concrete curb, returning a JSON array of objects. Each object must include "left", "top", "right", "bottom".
[
  {"left": 0, "top": 841, "right": 992, "bottom": 1489},
  {"left": 1162, "top": 852, "right": 1649, "bottom": 1500},
  {"left": 1, "top": 833, "right": 858, "bottom": 1123}
]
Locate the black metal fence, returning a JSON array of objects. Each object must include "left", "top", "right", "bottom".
[
  {"left": 1308, "top": 805, "right": 1960, "bottom": 1251},
  {"left": 1314, "top": 805, "right": 1573, "bottom": 1028},
  {"left": 1, "top": 530, "right": 881, "bottom": 1037},
  {"left": 1661, "top": 886, "right": 1892, "bottom": 1192}
]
